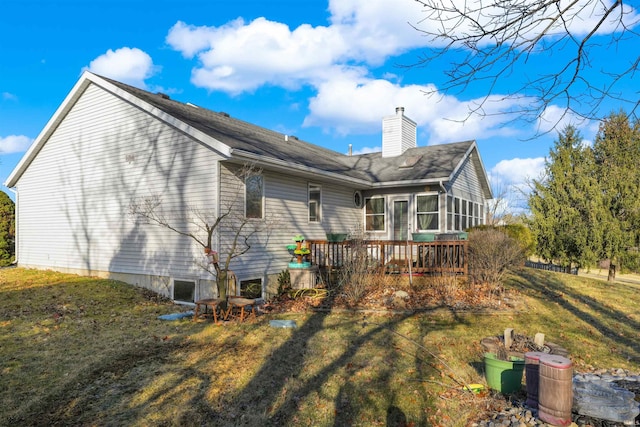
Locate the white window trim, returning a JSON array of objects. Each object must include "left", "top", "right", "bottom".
[
  {"left": 308, "top": 183, "right": 322, "bottom": 223},
  {"left": 240, "top": 277, "right": 264, "bottom": 299},
  {"left": 364, "top": 196, "right": 386, "bottom": 232},
  {"left": 171, "top": 277, "right": 198, "bottom": 306},
  {"left": 415, "top": 192, "right": 440, "bottom": 232},
  {"left": 244, "top": 173, "right": 264, "bottom": 219}
]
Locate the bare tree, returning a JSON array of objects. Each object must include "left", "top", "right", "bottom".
[
  {"left": 411, "top": 0, "right": 640, "bottom": 129},
  {"left": 129, "top": 164, "right": 278, "bottom": 303},
  {"left": 486, "top": 174, "right": 511, "bottom": 225}
]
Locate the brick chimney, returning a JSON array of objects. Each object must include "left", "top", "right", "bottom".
[{"left": 382, "top": 107, "right": 417, "bottom": 157}]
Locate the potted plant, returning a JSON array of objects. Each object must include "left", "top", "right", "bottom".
[
  {"left": 411, "top": 231, "right": 435, "bottom": 242},
  {"left": 326, "top": 231, "right": 348, "bottom": 242}
]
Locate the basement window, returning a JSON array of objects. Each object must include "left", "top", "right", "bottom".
[
  {"left": 172, "top": 279, "right": 196, "bottom": 304},
  {"left": 240, "top": 279, "right": 262, "bottom": 299}
]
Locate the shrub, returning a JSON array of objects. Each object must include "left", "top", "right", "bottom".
[
  {"left": 338, "top": 231, "right": 377, "bottom": 305},
  {"left": 469, "top": 223, "right": 535, "bottom": 257},
  {"left": 468, "top": 228, "right": 525, "bottom": 286},
  {"left": 501, "top": 224, "right": 535, "bottom": 257},
  {"left": 620, "top": 250, "right": 640, "bottom": 274},
  {"left": 277, "top": 270, "right": 291, "bottom": 295},
  {"left": 0, "top": 192, "right": 14, "bottom": 267}
]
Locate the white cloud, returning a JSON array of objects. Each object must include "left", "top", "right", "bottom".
[
  {"left": 304, "top": 76, "right": 528, "bottom": 142},
  {"left": 165, "top": 0, "right": 428, "bottom": 94},
  {"left": 415, "top": 0, "right": 640, "bottom": 48},
  {"left": 2, "top": 92, "right": 17, "bottom": 101},
  {"left": 167, "top": 18, "right": 352, "bottom": 94},
  {"left": 165, "top": 0, "right": 616, "bottom": 142},
  {"left": 488, "top": 157, "right": 546, "bottom": 214},
  {"left": 327, "top": 0, "right": 429, "bottom": 62},
  {"left": 351, "top": 146, "right": 380, "bottom": 155},
  {"left": 491, "top": 157, "right": 546, "bottom": 187},
  {"left": 0, "top": 135, "right": 33, "bottom": 154},
  {"left": 83, "top": 47, "right": 158, "bottom": 88},
  {"left": 537, "top": 105, "right": 595, "bottom": 134}
]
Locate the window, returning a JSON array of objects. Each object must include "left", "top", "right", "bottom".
[
  {"left": 461, "top": 200, "right": 468, "bottom": 230},
  {"left": 447, "top": 196, "right": 453, "bottom": 231},
  {"left": 245, "top": 174, "right": 263, "bottom": 219},
  {"left": 449, "top": 197, "right": 484, "bottom": 230},
  {"left": 308, "top": 184, "right": 321, "bottom": 222},
  {"left": 365, "top": 197, "right": 385, "bottom": 231},
  {"left": 416, "top": 194, "right": 439, "bottom": 231},
  {"left": 473, "top": 203, "right": 479, "bottom": 227},
  {"left": 173, "top": 279, "right": 196, "bottom": 304},
  {"left": 240, "top": 279, "right": 262, "bottom": 299},
  {"left": 354, "top": 190, "right": 363, "bottom": 208}
]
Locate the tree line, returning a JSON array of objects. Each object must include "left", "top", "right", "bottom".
[
  {"left": 0, "top": 191, "right": 15, "bottom": 267},
  {"left": 528, "top": 112, "right": 640, "bottom": 281}
]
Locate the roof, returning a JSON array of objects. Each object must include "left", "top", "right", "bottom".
[
  {"left": 5, "top": 72, "right": 492, "bottom": 198},
  {"left": 345, "top": 142, "right": 475, "bottom": 184},
  {"left": 102, "top": 75, "right": 365, "bottom": 181}
]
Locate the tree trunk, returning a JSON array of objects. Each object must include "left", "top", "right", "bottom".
[
  {"left": 608, "top": 258, "right": 616, "bottom": 282},
  {"left": 217, "top": 270, "right": 228, "bottom": 310},
  {"left": 213, "top": 262, "right": 228, "bottom": 310}
]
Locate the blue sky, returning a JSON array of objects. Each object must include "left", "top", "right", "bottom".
[{"left": 1, "top": 0, "right": 637, "bottom": 210}]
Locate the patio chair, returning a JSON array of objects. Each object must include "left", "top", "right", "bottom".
[
  {"left": 193, "top": 297, "right": 223, "bottom": 323},
  {"left": 225, "top": 296, "right": 258, "bottom": 322},
  {"left": 224, "top": 272, "right": 259, "bottom": 322},
  {"left": 193, "top": 270, "right": 238, "bottom": 323}
]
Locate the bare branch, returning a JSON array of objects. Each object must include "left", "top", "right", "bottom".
[
  {"left": 129, "top": 163, "right": 280, "bottom": 288},
  {"left": 409, "top": 0, "right": 639, "bottom": 130}
]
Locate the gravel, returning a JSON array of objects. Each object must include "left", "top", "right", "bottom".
[{"left": 471, "top": 368, "right": 640, "bottom": 427}]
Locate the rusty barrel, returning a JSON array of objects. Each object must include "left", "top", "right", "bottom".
[
  {"left": 538, "top": 354, "right": 573, "bottom": 426},
  {"left": 524, "top": 351, "right": 547, "bottom": 409}
]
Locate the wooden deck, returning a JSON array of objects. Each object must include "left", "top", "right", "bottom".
[{"left": 307, "top": 239, "right": 468, "bottom": 277}]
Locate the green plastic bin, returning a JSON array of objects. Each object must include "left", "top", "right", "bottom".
[{"left": 484, "top": 352, "right": 525, "bottom": 394}]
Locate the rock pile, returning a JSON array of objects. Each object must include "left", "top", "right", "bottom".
[{"left": 472, "top": 368, "right": 640, "bottom": 427}]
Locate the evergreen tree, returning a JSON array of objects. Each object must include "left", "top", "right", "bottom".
[
  {"left": 528, "top": 126, "right": 603, "bottom": 269},
  {"left": 592, "top": 112, "right": 640, "bottom": 281},
  {"left": 0, "top": 191, "right": 15, "bottom": 267}
]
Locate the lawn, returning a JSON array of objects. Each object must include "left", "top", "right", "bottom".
[{"left": 1, "top": 267, "right": 639, "bottom": 426}]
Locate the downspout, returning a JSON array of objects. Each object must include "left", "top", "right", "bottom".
[
  {"left": 439, "top": 180, "right": 448, "bottom": 231},
  {"left": 7, "top": 187, "right": 17, "bottom": 265}
]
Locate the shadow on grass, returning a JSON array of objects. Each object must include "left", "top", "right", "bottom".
[
  {"left": 228, "top": 295, "right": 417, "bottom": 426},
  {"left": 0, "top": 272, "right": 475, "bottom": 426},
  {"left": 510, "top": 268, "right": 640, "bottom": 361},
  {"left": 215, "top": 297, "right": 467, "bottom": 425}
]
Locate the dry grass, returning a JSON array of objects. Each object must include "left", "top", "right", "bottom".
[{"left": 1, "top": 267, "right": 639, "bottom": 426}]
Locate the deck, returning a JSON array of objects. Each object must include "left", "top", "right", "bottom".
[{"left": 307, "top": 239, "right": 468, "bottom": 277}]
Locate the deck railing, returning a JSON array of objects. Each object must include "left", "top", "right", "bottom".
[{"left": 307, "top": 239, "right": 468, "bottom": 277}]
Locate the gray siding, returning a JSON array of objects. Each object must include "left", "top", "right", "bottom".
[
  {"left": 361, "top": 185, "right": 445, "bottom": 238},
  {"left": 15, "top": 83, "right": 223, "bottom": 295},
  {"left": 218, "top": 163, "right": 361, "bottom": 285},
  {"left": 451, "top": 155, "right": 483, "bottom": 202}
]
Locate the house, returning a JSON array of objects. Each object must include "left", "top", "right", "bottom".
[{"left": 4, "top": 72, "right": 492, "bottom": 302}]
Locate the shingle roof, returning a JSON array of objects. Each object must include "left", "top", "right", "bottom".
[{"left": 100, "top": 75, "right": 477, "bottom": 186}]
